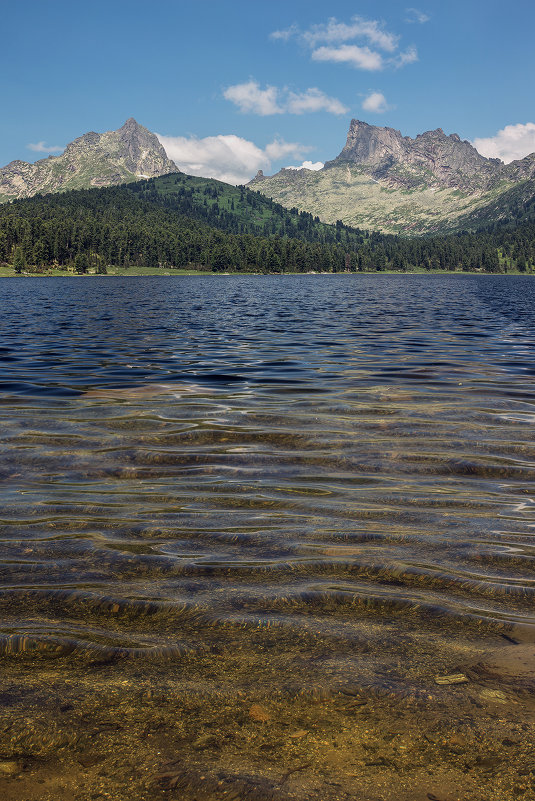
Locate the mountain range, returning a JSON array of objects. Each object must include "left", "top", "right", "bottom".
[
  {"left": 250, "top": 120, "right": 535, "bottom": 235},
  {"left": 0, "top": 119, "right": 177, "bottom": 202},
  {"left": 1, "top": 117, "right": 535, "bottom": 238}
]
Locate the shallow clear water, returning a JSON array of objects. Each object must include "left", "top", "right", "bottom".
[{"left": 1, "top": 274, "right": 535, "bottom": 801}]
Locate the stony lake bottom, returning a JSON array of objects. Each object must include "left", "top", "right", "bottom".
[{"left": 0, "top": 274, "right": 535, "bottom": 801}]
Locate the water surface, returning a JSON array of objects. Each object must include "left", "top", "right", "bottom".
[{"left": 1, "top": 275, "right": 534, "bottom": 801}]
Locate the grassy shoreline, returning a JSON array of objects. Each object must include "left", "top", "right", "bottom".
[{"left": 0, "top": 265, "right": 533, "bottom": 278}]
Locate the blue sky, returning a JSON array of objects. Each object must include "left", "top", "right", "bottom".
[{"left": 2, "top": 0, "right": 535, "bottom": 183}]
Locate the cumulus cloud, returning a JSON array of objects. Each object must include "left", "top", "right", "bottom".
[
  {"left": 473, "top": 123, "right": 535, "bottom": 163},
  {"left": 362, "top": 92, "right": 389, "bottom": 114},
  {"left": 271, "top": 14, "right": 417, "bottom": 71},
  {"left": 284, "top": 161, "right": 324, "bottom": 171},
  {"left": 224, "top": 80, "right": 348, "bottom": 115},
  {"left": 312, "top": 45, "right": 384, "bottom": 71},
  {"left": 223, "top": 81, "right": 282, "bottom": 116},
  {"left": 27, "top": 141, "right": 63, "bottom": 154},
  {"left": 157, "top": 133, "right": 310, "bottom": 185},
  {"left": 286, "top": 88, "right": 348, "bottom": 115},
  {"left": 265, "top": 139, "right": 313, "bottom": 160},
  {"left": 405, "top": 8, "right": 430, "bottom": 24}
]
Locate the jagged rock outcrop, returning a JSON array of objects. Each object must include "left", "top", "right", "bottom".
[
  {"left": 250, "top": 119, "right": 535, "bottom": 234},
  {"left": 0, "top": 118, "right": 178, "bottom": 201},
  {"left": 325, "top": 120, "right": 504, "bottom": 191}
]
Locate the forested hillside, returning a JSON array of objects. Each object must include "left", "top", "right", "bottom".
[
  {"left": 0, "top": 175, "right": 369, "bottom": 274},
  {"left": 0, "top": 172, "right": 534, "bottom": 274}
]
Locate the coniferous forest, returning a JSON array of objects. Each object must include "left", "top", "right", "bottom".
[{"left": 0, "top": 172, "right": 534, "bottom": 274}]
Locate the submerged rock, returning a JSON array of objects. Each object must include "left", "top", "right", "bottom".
[
  {"left": 434, "top": 673, "right": 468, "bottom": 685},
  {"left": 0, "top": 759, "right": 22, "bottom": 776}
]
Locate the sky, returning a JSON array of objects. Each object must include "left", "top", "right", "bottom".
[{"left": 2, "top": 0, "right": 535, "bottom": 184}]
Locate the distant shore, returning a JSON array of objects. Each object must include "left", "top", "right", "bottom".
[{"left": 0, "top": 266, "right": 532, "bottom": 278}]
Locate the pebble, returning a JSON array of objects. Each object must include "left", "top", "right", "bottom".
[
  {"left": 434, "top": 673, "right": 468, "bottom": 685},
  {"left": 339, "top": 684, "right": 363, "bottom": 697},
  {"left": 0, "top": 759, "right": 22, "bottom": 776},
  {"left": 479, "top": 688, "right": 508, "bottom": 703},
  {"left": 448, "top": 734, "right": 467, "bottom": 748},
  {"left": 248, "top": 704, "right": 271, "bottom": 723}
]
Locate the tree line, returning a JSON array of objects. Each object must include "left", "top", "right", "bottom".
[{"left": 0, "top": 175, "right": 533, "bottom": 274}]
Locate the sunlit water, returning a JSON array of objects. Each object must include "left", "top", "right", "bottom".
[{"left": 1, "top": 274, "right": 535, "bottom": 801}]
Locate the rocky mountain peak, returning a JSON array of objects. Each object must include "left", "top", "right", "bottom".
[
  {"left": 329, "top": 120, "right": 405, "bottom": 168},
  {"left": 120, "top": 117, "right": 140, "bottom": 130},
  {"left": 325, "top": 119, "right": 496, "bottom": 190},
  {"left": 0, "top": 119, "right": 178, "bottom": 202},
  {"left": 116, "top": 117, "right": 155, "bottom": 148},
  {"left": 112, "top": 118, "right": 176, "bottom": 177},
  {"left": 248, "top": 117, "right": 535, "bottom": 236}
]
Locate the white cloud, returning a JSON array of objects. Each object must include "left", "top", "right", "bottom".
[
  {"left": 157, "top": 133, "right": 310, "bottom": 185},
  {"left": 224, "top": 80, "right": 348, "bottom": 116},
  {"left": 265, "top": 139, "right": 313, "bottom": 160},
  {"left": 362, "top": 92, "right": 389, "bottom": 114},
  {"left": 285, "top": 161, "right": 324, "bottom": 171},
  {"left": 312, "top": 44, "right": 384, "bottom": 71},
  {"left": 271, "top": 15, "right": 417, "bottom": 72},
  {"left": 286, "top": 88, "right": 348, "bottom": 115},
  {"left": 27, "top": 141, "right": 63, "bottom": 154},
  {"left": 273, "top": 15, "right": 398, "bottom": 51},
  {"left": 270, "top": 23, "right": 299, "bottom": 41},
  {"left": 394, "top": 46, "right": 418, "bottom": 68},
  {"left": 473, "top": 123, "right": 535, "bottom": 163},
  {"left": 223, "top": 81, "right": 283, "bottom": 115},
  {"left": 405, "top": 8, "right": 430, "bottom": 24},
  {"left": 303, "top": 17, "right": 398, "bottom": 51}
]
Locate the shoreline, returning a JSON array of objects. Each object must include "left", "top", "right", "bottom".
[{"left": 0, "top": 267, "right": 532, "bottom": 278}]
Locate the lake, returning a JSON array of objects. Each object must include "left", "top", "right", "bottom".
[{"left": 1, "top": 274, "right": 534, "bottom": 801}]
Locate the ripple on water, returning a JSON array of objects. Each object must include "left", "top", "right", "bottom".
[{"left": 1, "top": 275, "right": 535, "bottom": 682}]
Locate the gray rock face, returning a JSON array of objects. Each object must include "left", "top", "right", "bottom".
[
  {"left": 0, "top": 118, "right": 178, "bottom": 201},
  {"left": 249, "top": 118, "right": 535, "bottom": 234},
  {"left": 325, "top": 119, "right": 535, "bottom": 191}
]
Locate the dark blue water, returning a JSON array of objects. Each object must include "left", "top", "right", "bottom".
[
  {"left": 1, "top": 274, "right": 534, "bottom": 801},
  {"left": 0, "top": 274, "right": 533, "bottom": 398}
]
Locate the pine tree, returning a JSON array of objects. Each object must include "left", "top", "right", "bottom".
[
  {"left": 13, "top": 246, "right": 26, "bottom": 274},
  {"left": 74, "top": 252, "right": 88, "bottom": 274}
]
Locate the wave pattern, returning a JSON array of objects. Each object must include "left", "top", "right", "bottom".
[{"left": 1, "top": 275, "right": 535, "bottom": 689}]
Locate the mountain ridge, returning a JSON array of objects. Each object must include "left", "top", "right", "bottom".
[
  {"left": 3, "top": 116, "right": 535, "bottom": 237},
  {"left": 250, "top": 119, "right": 535, "bottom": 235},
  {"left": 0, "top": 119, "right": 178, "bottom": 201},
  {"left": 325, "top": 119, "right": 535, "bottom": 190}
]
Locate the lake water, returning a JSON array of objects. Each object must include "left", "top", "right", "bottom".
[{"left": 1, "top": 274, "right": 535, "bottom": 801}]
